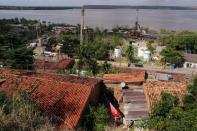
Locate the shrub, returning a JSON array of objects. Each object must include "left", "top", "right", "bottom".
[{"left": 0, "top": 91, "right": 55, "bottom": 131}]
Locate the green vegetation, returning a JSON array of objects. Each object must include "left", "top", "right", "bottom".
[
  {"left": 157, "top": 30, "right": 197, "bottom": 65},
  {"left": 4, "top": 47, "right": 34, "bottom": 69},
  {"left": 0, "top": 18, "right": 39, "bottom": 69},
  {"left": 160, "top": 47, "right": 184, "bottom": 65},
  {"left": 142, "top": 76, "right": 197, "bottom": 131},
  {"left": 126, "top": 45, "right": 135, "bottom": 65},
  {"left": 83, "top": 105, "right": 110, "bottom": 131},
  {"left": 162, "top": 31, "right": 197, "bottom": 53},
  {"left": 75, "top": 44, "right": 99, "bottom": 76},
  {"left": 102, "top": 61, "right": 112, "bottom": 74},
  {"left": 146, "top": 41, "right": 155, "bottom": 56},
  {"left": 0, "top": 91, "right": 55, "bottom": 130},
  {"left": 61, "top": 35, "right": 80, "bottom": 57}
]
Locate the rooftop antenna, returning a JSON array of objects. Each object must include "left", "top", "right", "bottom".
[{"left": 80, "top": 7, "right": 85, "bottom": 45}]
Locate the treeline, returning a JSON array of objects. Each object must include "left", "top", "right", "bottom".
[
  {"left": 1, "top": 5, "right": 197, "bottom": 10},
  {"left": 84, "top": 5, "right": 197, "bottom": 10},
  {"left": 0, "top": 18, "right": 40, "bottom": 69},
  {"left": 156, "top": 30, "right": 197, "bottom": 65},
  {"left": 0, "top": 6, "right": 80, "bottom": 10}
]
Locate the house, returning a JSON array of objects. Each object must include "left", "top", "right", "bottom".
[
  {"left": 132, "top": 40, "right": 151, "bottom": 62},
  {"left": 105, "top": 71, "right": 148, "bottom": 126},
  {"left": 156, "top": 46, "right": 166, "bottom": 53},
  {"left": 0, "top": 69, "right": 102, "bottom": 130},
  {"left": 112, "top": 48, "right": 122, "bottom": 58},
  {"left": 35, "top": 58, "right": 74, "bottom": 73},
  {"left": 144, "top": 81, "right": 187, "bottom": 110},
  {"left": 183, "top": 53, "right": 197, "bottom": 69},
  {"left": 28, "top": 42, "right": 37, "bottom": 48},
  {"left": 103, "top": 71, "right": 145, "bottom": 85}
]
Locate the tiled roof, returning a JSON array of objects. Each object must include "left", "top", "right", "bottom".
[
  {"left": 0, "top": 69, "right": 101, "bottom": 129},
  {"left": 103, "top": 71, "right": 145, "bottom": 84},
  {"left": 35, "top": 58, "right": 74, "bottom": 73},
  {"left": 144, "top": 81, "right": 187, "bottom": 110}
]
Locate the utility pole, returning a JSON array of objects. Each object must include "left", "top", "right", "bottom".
[
  {"left": 80, "top": 7, "right": 85, "bottom": 45},
  {"left": 135, "top": 9, "right": 139, "bottom": 31}
]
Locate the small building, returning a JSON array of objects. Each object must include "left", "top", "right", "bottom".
[
  {"left": 0, "top": 69, "right": 103, "bottom": 130},
  {"left": 28, "top": 43, "right": 37, "bottom": 48},
  {"left": 138, "top": 47, "right": 151, "bottom": 62},
  {"left": 144, "top": 81, "right": 187, "bottom": 110},
  {"left": 0, "top": 61, "right": 3, "bottom": 68},
  {"left": 113, "top": 48, "right": 122, "bottom": 58},
  {"left": 103, "top": 71, "right": 145, "bottom": 85},
  {"left": 35, "top": 58, "right": 74, "bottom": 73},
  {"left": 183, "top": 53, "right": 197, "bottom": 69},
  {"left": 132, "top": 40, "right": 151, "bottom": 62}
]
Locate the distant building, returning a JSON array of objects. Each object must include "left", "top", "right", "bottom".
[
  {"left": 0, "top": 61, "right": 3, "bottom": 68},
  {"left": 132, "top": 40, "right": 151, "bottom": 62},
  {"left": 183, "top": 53, "right": 197, "bottom": 69},
  {"left": 156, "top": 46, "right": 166, "bottom": 53},
  {"left": 52, "top": 26, "right": 77, "bottom": 35},
  {"left": 138, "top": 47, "right": 151, "bottom": 62},
  {"left": 28, "top": 43, "right": 37, "bottom": 48},
  {"left": 113, "top": 48, "right": 122, "bottom": 58},
  {"left": 35, "top": 58, "right": 74, "bottom": 73}
]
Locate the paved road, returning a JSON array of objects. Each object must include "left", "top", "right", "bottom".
[{"left": 98, "top": 60, "right": 197, "bottom": 75}]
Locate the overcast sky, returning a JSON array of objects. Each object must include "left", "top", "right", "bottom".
[{"left": 0, "top": 0, "right": 197, "bottom": 6}]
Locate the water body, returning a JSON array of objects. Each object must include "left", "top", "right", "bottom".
[{"left": 0, "top": 9, "right": 197, "bottom": 31}]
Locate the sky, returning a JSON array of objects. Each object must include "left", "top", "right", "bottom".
[{"left": 0, "top": 0, "right": 197, "bottom": 6}]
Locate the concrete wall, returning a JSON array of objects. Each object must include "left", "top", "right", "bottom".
[{"left": 184, "top": 62, "right": 197, "bottom": 69}]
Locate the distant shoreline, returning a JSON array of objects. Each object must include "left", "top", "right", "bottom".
[{"left": 0, "top": 5, "right": 197, "bottom": 10}]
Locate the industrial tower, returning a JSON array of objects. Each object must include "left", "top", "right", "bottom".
[{"left": 80, "top": 7, "right": 85, "bottom": 45}]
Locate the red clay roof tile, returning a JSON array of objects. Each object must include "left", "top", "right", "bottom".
[
  {"left": 0, "top": 69, "right": 101, "bottom": 129},
  {"left": 35, "top": 58, "right": 74, "bottom": 73},
  {"left": 103, "top": 71, "right": 145, "bottom": 84},
  {"left": 144, "top": 81, "right": 187, "bottom": 111}
]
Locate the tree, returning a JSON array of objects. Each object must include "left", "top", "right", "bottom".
[
  {"left": 144, "top": 93, "right": 180, "bottom": 131},
  {"left": 76, "top": 44, "right": 99, "bottom": 76},
  {"left": 46, "top": 37, "right": 58, "bottom": 51},
  {"left": 184, "top": 76, "right": 197, "bottom": 109},
  {"left": 146, "top": 41, "right": 155, "bottom": 56},
  {"left": 87, "top": 58, "right": 99, "bottom": 76},
  {"left": 61, "top": 35, "right": 80, "bottom": 57},
  {"left": 102, "top": 61, "right": 111, "bottom": 74},
  {"left": 126, "top": 45, "right": 135, "bottom": 64},
  {"left": 160, "top": 31, "right": 197, "bottom": 53},
  {"left": 160, "top": 47, "right": 184, "bottom": 65},
  {"left": 5, "top": 47, "right": 34, "bottom": 69},
  {"left": 142, "top": 76, "right": 197, "bottom": 131},
  {"left": 83, "top": 105, "right": 110, "bottom": 131}
]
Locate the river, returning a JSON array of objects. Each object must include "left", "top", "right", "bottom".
[{"left": 0, "top": 9, "right": 197, "bottom": 31}]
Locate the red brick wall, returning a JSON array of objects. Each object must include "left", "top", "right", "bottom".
[{"left": 89, "top": 81, "right": 103, "bottom": 103}]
